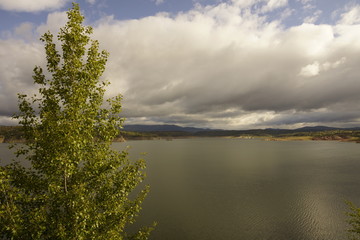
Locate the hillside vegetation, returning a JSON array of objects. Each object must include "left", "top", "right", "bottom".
[{"left": 1, "top": 125, "right": 360, "bottom": 143}]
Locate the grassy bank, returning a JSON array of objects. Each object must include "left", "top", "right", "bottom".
[{"left": 1, "top": 126, "right": 360, "bottom": 143}]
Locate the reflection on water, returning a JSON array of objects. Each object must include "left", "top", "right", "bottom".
[
  {"left": 117, "top": 139, "right": 360, "bottom": 240},
  {"left": 1, "top": 139, "right": 360, "bottom": 240}
]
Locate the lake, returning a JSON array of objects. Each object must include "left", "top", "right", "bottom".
[{"left": 1, "top": 138, "right": 360, "bottom": 240}]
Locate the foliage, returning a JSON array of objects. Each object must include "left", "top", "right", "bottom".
[
  {"left": 0, "top": 3, "right": 154, "bottom": 239},
  {"left": 346, "top": 201, "right": 360, "bottom": 240},
  {"left": 118, "top": 131, "right": 159, "bottom": 140},
  {"left": 0, "top": 126, "right": 24, "bottom": 142}
]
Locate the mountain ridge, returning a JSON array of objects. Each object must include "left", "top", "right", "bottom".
[
  {"left": 122, "top": 124, "right": 211, "bottom": 133},
  {"left": 123, "top": 124, "right": 360, "bottom": 133}
]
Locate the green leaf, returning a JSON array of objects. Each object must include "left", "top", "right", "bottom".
[{"left": 0, "top": 2, "right": 154, "bottom": 239}]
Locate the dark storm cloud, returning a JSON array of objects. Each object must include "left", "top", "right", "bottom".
[{"left": 264, "top": 110, "right": 360, "bottom": 127}]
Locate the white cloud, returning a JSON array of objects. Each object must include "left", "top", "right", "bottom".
[
  {"left": 227, "top": 0, "right": 288, "bottom": 13},
  {"left": 14, "top": 22, "right": 35, "bottom": 40},
  {"left": 152, "top": 0, "right": 165, "bottom": 5},
  {"left": 297, "top": 0, "right": 315, "bottom": 10},
  {"left": 338, "top": 5, "right": 360, "bottom": 25},
  {"left": 2, "top": 1, "right": 360, "bottom": 129},
  {"left": 0, "top": 0, "right": 69, "bottom": 12},
  {"left": 321, "top": 57, "right": 346, "bottom": 71},
  {"left": 299, "top": 0, "right": 311, "bottom": 4},
  {"left": 86, "top": 0, "right": 96, "bottom": 4},
  {"left": 0, "top": 39, "right": 44, "bottom": 117},
  {"left": 283, "top": 23, "right": 334, "bottom": 57},
  {"left": 90, "top": 5, "right": 360, "bottom": 128},
  {"left": 36, "top": 11, "right": 68, "bottom": 36},
  {"left": 280, "top": 8, "right": 294, "bottom": 20},
  {"left": 299, "top": 57, "right": 346, "bottom": 77},
  {"left": 299, "top": 61, "right": 320, "bottom": 77},
  {"left": 260, "top": 0, "right": 288, "bottom": 13},
  {"left": 304, "top": 10, "right": 322, "bottom": 24}
]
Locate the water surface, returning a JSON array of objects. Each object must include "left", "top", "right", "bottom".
[
  {"left": 116, "top": 138, "right": 360, "bottom": 240},
  {"left": 1, "top": 138, "right": 360, "bottom": 240}
]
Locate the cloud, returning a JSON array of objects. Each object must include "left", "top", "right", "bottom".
[
  {"left": 0, "top": 39, "right": 44, "bottom": 121},
  {"left": 264, "top": 109, "right": 360, "bottom": 128},
  {"left": 0, "top": 0, "right": 69, "bottom": 12},
  {"left": 297, "top": 0, "right": 315, "bottom": 10},
  {"left": 299, "top": 58, "right": 346, "bottom": 77},
  {"left": 14, "top": 22, "right": 35, "bottom": 40},
  {"left": 299, "top": 61, "right": 320, "bottom": 77},
  {"left": 36, "top": 11, "right": 68, "bottom": 36},
  {"left": 90, "top": 4, "right": 360, "bottom": 128},
  {"left": 260, "top": 0, "right": 288, "bottom": 13},
  {"left": 298, "top": 0, "right": 311, "bottom": 3},
  {"left": 2, "top": 1, "right": 360, "bottom": 129},
  {"left": 338, "top": 5, "right": 360, "bottom": 25},
  {"left": 152, "top": 0, "right": 165, "bottom": 5},
  {"left": 280, "top": 8, "right": 294, "bottom": 20},
  {"left": 303, "top": 9, "right": 322, "bottom": 23},
  {"left": 86, "top": 0, "right": 97, "bottom": 4}
]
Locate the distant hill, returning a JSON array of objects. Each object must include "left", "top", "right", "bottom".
[
  {"left": 294, "top": 126, "right": 360, "bottom": 132},
  {"left": 1, "top": 124, "right": 360, "bottom": 142},
  {"left": 122, "top": 124, "right": 360, "bottom": 133},
  {"left": 122, "top": 124, "right": 209, "bottom": 133},
  {"left": 294, "top": 126, "right": 339, "bottom": 132}
]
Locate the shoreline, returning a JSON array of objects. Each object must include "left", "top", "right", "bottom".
[
  {"left": 2, "top": 126, "right": 360, "bottom": 144},
  {"left": 3, "top": 136, "right": 358, "bottom": 144}
]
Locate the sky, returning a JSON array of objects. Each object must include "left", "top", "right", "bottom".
[{"left": 1, "top": 0, "right": 360, "bottom": 130}]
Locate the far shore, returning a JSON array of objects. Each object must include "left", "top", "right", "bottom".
[
  {"left": 2, "top": 135, "right": 359, "bottom": 144},
  {"left": 215, "top": 135, "right": 360, "bottom": 143},
  {"left": 2, "top": 125, "right": 360, "bottom": 144}
]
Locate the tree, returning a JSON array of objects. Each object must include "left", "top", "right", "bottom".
[
  {"left": 347, "top": 201, "right": 360, "bottom": 240},
  {"left": 0, "top": 3, "right": 154, "bottom": 239}
]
